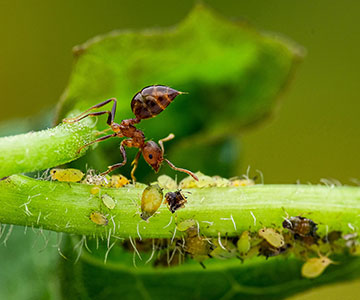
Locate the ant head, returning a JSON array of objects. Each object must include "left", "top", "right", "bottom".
[{"left": 142, "top": 141, "right": 163, "bottom": 172}]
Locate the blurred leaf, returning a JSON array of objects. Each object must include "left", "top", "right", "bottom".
[{"left": 56, "top": 4, "right": 302, "bottom": 178}]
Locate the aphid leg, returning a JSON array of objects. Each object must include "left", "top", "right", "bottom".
[
  {"left": 164, "top": 159, "right": 199, "bottom": 181},
  {"left": 100, "top": 140, "right": 128, "bottom": 176},
  {"left": 130, "top": 150, "right": 141, "bottom": 183},
  {"left": 158, "top": 133, "right": 175, "bottom": 155},
  {"left": 63, "top": 98, "right": 117, "bottom": 125},
  {"left": 77, "top": 133, "right": 116, "bottom": 154}
]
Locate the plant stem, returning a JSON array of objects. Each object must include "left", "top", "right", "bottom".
[
  {"left": 0, "top": 122, "right": 95, "bottom": 178},
  {"left": 1, "top": 175, "right": 359, "bottom": 238}
]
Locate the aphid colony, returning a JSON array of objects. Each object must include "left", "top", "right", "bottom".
[{"left": 118, "top": 215, "right": 359, "bottom": 278}]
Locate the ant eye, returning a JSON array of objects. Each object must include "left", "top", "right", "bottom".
[{"left": 149, "top": 154, "right": 153, "bottom": 159}]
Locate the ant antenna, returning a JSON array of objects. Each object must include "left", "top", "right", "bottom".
[
  {"left": 158, "top": 133, "right": 175, "bottom": 155},
  {"left": 165, "top": 159, "right": 198, "bottom": 181}
]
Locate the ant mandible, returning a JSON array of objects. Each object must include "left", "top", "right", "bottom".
[{"left": 63, "top": 85, "right": 198, "bottom": 182}]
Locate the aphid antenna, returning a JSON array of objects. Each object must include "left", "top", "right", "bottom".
[
  {"left": 74, "top": 235, "right": 86, "bottom": 264},
  {"left": 195, "top": 220, "right": 201, "bottom": 237},
  {"left": 256, "top": 169, "right": 264, "bottom": 185},
  {"left": 171, "top": 227, "right": 177, "bottom": 244},
  {"left": 38, "top": 228, "right": 51, "bottom": 252},
  {"left": 107, "top": 228, "right": 112, "bottom": 249},
  {"left": 324, "top": 225, "right": 329, "bottom": 243},
  {"left": 201, "top": 220, "right": 214, "bottom": 226},
  {"left": 1, "top": 225, "right": 13, "bottom": 247},
  {"left": 104, "top": 240, "right": 117, "bottom": 264},
  {"left": 168, "top": 247, "right": 178, "bottom": 264},
  {"left": 163, "top": 216, "right": 173, "bottom": 229},
  {"left": 348, "top": 223, "right": 355, "bottom": 231},
  {"left": 250, "top": 211, "right": 257, "bottom": 227},
  {"left": 145, "top": 239, "right": 156, "bottom": 264},
  {"left": 0, "top": 224, "right": 5, "bottom": 240},
  {"left": 218, "top": 232, "right": 227, "bottom": 250},
  {"left": 136, "top": 223, "right": 142, "bottom": 241},
  {"left": 129, "top": 236, "right": 142, "bottom": 260},
  {"left": 132, "top": 251, "right": 138, "bottom": 268},
  {"left": 109, "top": 215, "right": 117, "bottom": 233}
]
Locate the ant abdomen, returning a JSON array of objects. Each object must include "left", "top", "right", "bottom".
[{"left": 131, "top": 85, "right": 183, "bottom": 120}]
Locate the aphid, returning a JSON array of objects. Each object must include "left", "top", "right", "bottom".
[
  {"left": 184, "top": 227, "right": 213, "bottom": 265},
  {"left": 210, "top": 238, "right": 237, "bottom": 260},
  {"left": 301, "top": 255, "right": 334, "bottom": 278},
  {"left": 237, "top": 231, "right": 251, "bottom": 255},
  {"left": 63, "top": 85, "right": 198, "bottom": 182},
  {"left": 258, "top": 240, "right": 286, "bottom": 258},
  {"left": 82, "top": 170, "right": 109, "bottom": 186},
  {"left": 102, "top": 194, "right": 116, "bottom": 210},
  {"left": 282, "top": 216, "right": 318, "bottom": 238},
  {"left": 89, "top": 211, "right": 108, "bottom": 226},
  {"left": 258, "top": 228, "right": 285, "bottom": 248},
  {"left": 90, "top": 186, "right": 101, "bottom": 195},
  {"left": 50, "top": 168, "right": 84, "bottom": 182},
  {"left": 164, "top": 190, "right": 187, "bottom": 213},
  {"left": 176, "top": 219, "right": 196, "bottom": 232},
  {"left": 109, "top": 174, "right": 130, "bottom": 188},
  {"left": 156, "top": 175, "right": 178, "bottom": 190},
  {"left": 140, "top": 184, "right": 163, "bottom": 221},
  {"left": 179, "top": 172, "right": 215, "bottom": 189},
  {"left": 212, "top": 176, "right": 231, "bottom": 187},
  {"left": 231, "top": 178, "right": 255, "bottom": 187}
]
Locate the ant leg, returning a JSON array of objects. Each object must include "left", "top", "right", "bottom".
[
  {"left": 95, "top": 127, "right": 112, "bottom": 136},
  {"left": 77, "top": 133, "right": 116, "bottom": 153},
  {"left": 130, "top": 150, "right": 141, "bottom": 183},
  {"left": 63, "top": 98, "right": 117, "bottom": 125},
  {"left": 164, "top": 159, "right": 198, "bottom": 181},
  {"left": 158, "top": 133, "right": 175, "bottom": 155},
  {"left": 100, "top": 140, "right": 128, "bottom": 176}
]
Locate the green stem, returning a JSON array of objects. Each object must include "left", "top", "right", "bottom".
[
  {"left": 0, "top": 121, "right": 95, "bottom": 178},
  {"left": 1, "top": 175, "right": 359, "bottom": 238}
]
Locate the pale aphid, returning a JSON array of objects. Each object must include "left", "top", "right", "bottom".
[
  {"left": 231, "top": 178, "right": 255, "bottom": 187},
  {"left": 83, "top": 170, "right": 109, "bottom": 186},
  {"left": 176, "top": 219, "right": 196, "bottom": 232},
  {"left": 50, "top": 168, "right": 84, "bottom": 182},
  {"left": 90, "top": 211, "right": 108, "bottom": 226},
  {"left": 237, "top": 231, "right": 251, "bottom": 255},
  {"left": 140, "top": 184, "right": 163, "bottom": 221},
  {"left": 212, "top": 176, "right": 231, "bottom": 187},
  {"left": 258, "top": 228, "right": 285, "bottom": 248},
  {"left": 179, "top": 172, "right": 215, "bottom": 189},
  {"left": 301, "top": 255, "right": 334, "bottom": 278},
  {"left": 156, "top": 175, "right": 178, "bottom": 189},
  {"left": 109, "top": 174, "right": 130, "bottom": 188},
  {"left": 102, "top": 194, "right": 116, "bottom": 210},
  {"left": 90, "top": 186, "right": 101, "bottom": 195}
]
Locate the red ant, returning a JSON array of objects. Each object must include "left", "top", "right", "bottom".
[{"left": 63, "top": 85, "right": 198, "bottom": 182}]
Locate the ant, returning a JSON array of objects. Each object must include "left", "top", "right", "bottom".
[{"left": 63, "top": 85, "right": 198, "bottom": 182}]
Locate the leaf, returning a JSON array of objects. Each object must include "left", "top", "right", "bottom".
[
  {"left": 55, "top": 4, "right": 302, "bottom": 177},
  {"left": 59, "top": 236, "right": 360, "bottom": 300}
]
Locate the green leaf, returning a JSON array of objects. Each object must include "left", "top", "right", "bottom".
[{"left": 55, "top": 4, "right": 302, "bottom": 177}]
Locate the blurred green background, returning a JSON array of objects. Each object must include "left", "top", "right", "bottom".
[{"left": 0, "top": 0, "right": 359, "bottom": 299}]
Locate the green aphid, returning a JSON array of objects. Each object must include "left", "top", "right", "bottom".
[
  {"left": 237, "top": 231, "right": 251, "bottom": 255},
  {"left": 177, "top": 219, "right": 196, "bottom": 232},
  {"left": 102, "top": 193, "right": 116, "bottom": 210},
  {"left": 210, "top": 238, "right": 237, "bottom": 259}
]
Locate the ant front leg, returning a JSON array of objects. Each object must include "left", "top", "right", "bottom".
[
  {"left": 130, "top": 150, "right": 141, "bottom": 183},
  {"left": 63, "top": 98, "right": 117, "bottom": 126},
  {"left": 100, "top": 139, "right": 128, "bottom": 176}
]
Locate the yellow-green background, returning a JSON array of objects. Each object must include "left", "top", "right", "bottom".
[{"left": 0, "top": 0, "right": 359, "bottom": 298}]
